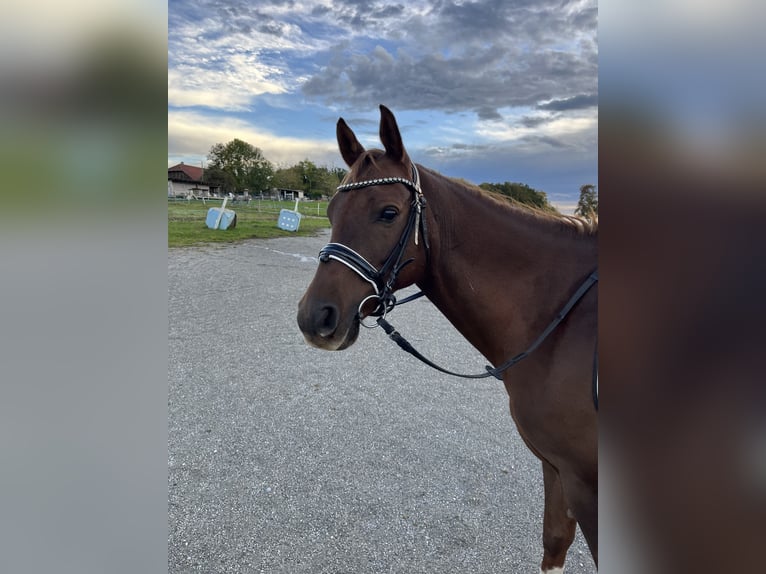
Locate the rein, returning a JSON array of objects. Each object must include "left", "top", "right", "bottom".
[
  {"left": 377, "top": 271, "right": 598, "bottom": 380},
  {"left": 317, "top": 164, "right": 598, "bottom": 385}
]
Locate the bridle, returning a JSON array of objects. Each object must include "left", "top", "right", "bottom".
[
  {"left": 316, "top": 163, "right": 598, "bottom": 400},
  {"left": 318, "top": 163, "right": 429, "bottom": 324}
]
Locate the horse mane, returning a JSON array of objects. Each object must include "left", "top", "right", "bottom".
[
  {"left": 424, "top": 166, "right": 598, "bottom": 237},
  {"left": 340, "top": 151, "right": 597, "bottom": 237}
]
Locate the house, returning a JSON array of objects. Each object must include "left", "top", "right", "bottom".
[
  {"left": 273, "top": 188, "right": 305, "bottom": 201},
  {"left": 167, "top": 162, "right": 220, "bottom": 198}
]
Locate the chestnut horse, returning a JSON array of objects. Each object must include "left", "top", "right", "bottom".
[{"left": 297, "top": 106, "right": 597, "bottom": 571}]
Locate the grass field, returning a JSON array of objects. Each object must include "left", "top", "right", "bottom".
[{"left": 168, "top": 199, "right": 330, "bottom": 248}]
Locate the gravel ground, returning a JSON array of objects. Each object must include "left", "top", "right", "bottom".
[{"left": 168, "top": 229, "right": 595, "bottom": 573}]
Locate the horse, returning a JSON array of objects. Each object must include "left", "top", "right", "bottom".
[{"left": 297, "top": 105, "right": 598, "bottom": 572}]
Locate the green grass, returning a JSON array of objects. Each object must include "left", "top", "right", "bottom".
[{"left": 168, "top": 199, "right": 330, "bottom": 248}]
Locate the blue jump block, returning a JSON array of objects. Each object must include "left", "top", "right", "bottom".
[
  {"left": 206, "top": 207, "right": 237, "bottom": 230},
  {"left": 277, "top": 209, "right": 302, "bottom": 231}
]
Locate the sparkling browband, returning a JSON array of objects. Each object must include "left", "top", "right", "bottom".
[
  {"left": 337, "top": 176, "right": 420, "bottom": 193},
  {"left": 336, "top": 164, "right": 422, "bottom": 194}
]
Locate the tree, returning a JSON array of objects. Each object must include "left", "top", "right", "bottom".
[
  {"left": 272, "top": 162, "right": 347, "bottom": 199},
  {"left": 479, "top": 181, "right": 557, "bottom": 212},
  {"left": 272, "top": 165, "right": 304, "bottom": 191},
  {"left": 330, "top": 167, "right": 347, "bottom": 186},
  {"left": 297, "top": 160, "right": 319, "bottom": 198},
  {"left": 574, "top": 184, "right": 598, "bottom": 217},
  {"left": 207, "top": 139, "right": 274, "bottom": 194},
  {"left": 203, "top": 165, "right": 237, "bottom": 194}
]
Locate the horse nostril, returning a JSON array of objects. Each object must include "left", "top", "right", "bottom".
[{"left": 316, "top": 304, "right": 339, "bottom": 337}]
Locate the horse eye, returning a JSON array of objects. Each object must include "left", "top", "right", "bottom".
[{"left": 379, "top": 207, "right": 399, "bottom": 222}]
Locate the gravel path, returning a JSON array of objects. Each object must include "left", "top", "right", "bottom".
[{"left": 168, "top": 229, "right": 595, "bottom": 573}]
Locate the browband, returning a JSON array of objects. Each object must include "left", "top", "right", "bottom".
[{"left": 336, "top": 164, "right": 421, "bottom": 195}]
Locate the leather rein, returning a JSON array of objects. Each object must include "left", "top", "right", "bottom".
[{"left": 317, "top": 163, "right": 598, "bottom": 383}]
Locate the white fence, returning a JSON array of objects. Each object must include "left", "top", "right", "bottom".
[{"left": 168, "top": 196, "right": 328, "bottom": 218}]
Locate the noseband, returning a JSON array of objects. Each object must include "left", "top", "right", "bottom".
[{"left": 318, "top": 164, "right": 429, "bottom": 322}]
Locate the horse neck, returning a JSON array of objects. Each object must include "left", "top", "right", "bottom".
[{"left": 416, "top": 171, "right": 597, "bottom": 366}]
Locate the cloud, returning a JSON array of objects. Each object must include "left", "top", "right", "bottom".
[
  {"left": 300, "top": 0, "right": 597, "bottom": 119},
  {"left": 168, "top": 64, "right": 287, "bottom": 111},
  {"left": 169, "top": 0, "right": 597, "bottom": 120},
  {"left": 168, "top": 110, "right": 339, "bottom": 167},
  {"left": 519, "top": 115, "right": 551, "bottom": 128},
  {"left": 303, "top": 44, "right": 596, "bottom": 117},
  {"left": 168, "top": 1, "right": 333, "bottom": 111},
  {"left": 412, "top": 110, "right": 596, "bottom": 180},
  {"left": 537, "top": 93, "right": 598, "bottom": 111},
  {"left": 476, "top": 110, "right": 597, "bottom": 150},
  {"left": 476, "top": 106, "right": 504, "bottom": 121}
]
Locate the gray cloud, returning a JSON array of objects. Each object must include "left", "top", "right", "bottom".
[
  {"left": 323, "top": 0, "right": 407, "bottom": 30},
  {"left": 518, "top": 134, "right": 569, "bottom": 149},
  {"left": 537, "top": 93, "right": 598, "bottom": 111},
  {"left": 302, "top": 43, "right": 596, "bottom": 117},
  {"left": 171, "top": 0, "right": 597, "bottom": 119},
  {"left": 300, "top": 0, "right": 597, "bottom": 119},
  {"left": 433, "top": 0, "right": 578, "bottom": 46},
  {"left": 476, "top": 106, "right": 504, "bottom": 121},
  {"left": 519, "top": 115, "right": 550, "bottom": 128},
  {"left": 311, "top": 5, "right": 333, "bottom": 17}
]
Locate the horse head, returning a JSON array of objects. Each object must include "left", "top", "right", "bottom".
[{"left": 297, "top": 105, "right": 429, "bottom": 350}]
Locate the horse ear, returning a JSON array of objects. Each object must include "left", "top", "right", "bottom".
[
  {"left": 379, "top": 104, "right": 408, "bottom": 163},
  {"left": 337, "top": 118, "right": 365, "bottom": 167}
]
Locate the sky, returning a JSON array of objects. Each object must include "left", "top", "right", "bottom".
[{"left": 168, "top": 0, "right": 598, "bottom": 213}]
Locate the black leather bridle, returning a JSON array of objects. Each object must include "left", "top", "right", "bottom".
[
  {"left": 318, "top": 163, "right": 429, "bottom": 322},
  {"left": 316, "top": 163, "right": 598, "bottom": 403}
]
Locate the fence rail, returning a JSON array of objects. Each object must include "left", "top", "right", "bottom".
[{"left": 168, "top": 196, "right": 329, "bottom": 218}]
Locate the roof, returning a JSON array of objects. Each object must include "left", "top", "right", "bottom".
[{"left": 168, "top": 162, "right": 204, "bottom": 182}]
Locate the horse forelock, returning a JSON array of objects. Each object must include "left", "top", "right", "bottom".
[
  {"left": 339, "top": 150, "right": 378, "bottom": 186},
  {"left": 340, "top": 149, "right": 411, "bottom": 187}
]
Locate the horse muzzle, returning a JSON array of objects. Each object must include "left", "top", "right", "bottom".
[{"left": 296, "top": 297, "right": 360, "bottom": 351}]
